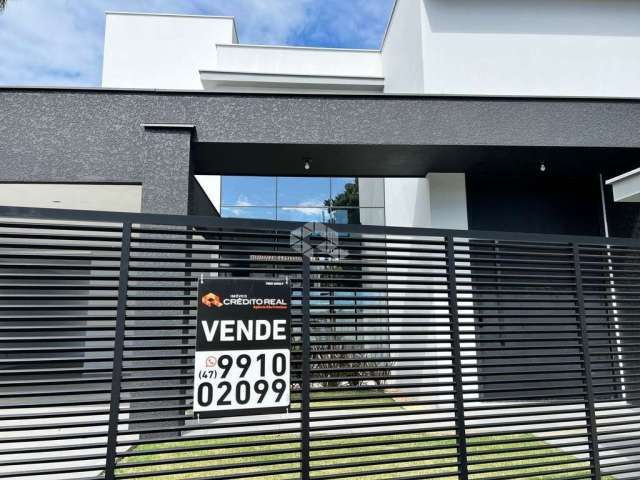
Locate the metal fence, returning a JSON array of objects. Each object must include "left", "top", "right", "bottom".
[{"left": 1, "top": 205, "right": 639, "bottom": 480}]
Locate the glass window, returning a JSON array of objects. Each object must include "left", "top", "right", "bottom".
[
  {"left": 220, "top": 206, "right": 276, "bottom": 220},
  {"left": 277, "top": 177, "right": 330, "bottom": 207},
  {"left": 219, "top": 176, "right": 385, "bottom": 226},
  {"left": 276, "top": 207, "right": 331, "bottom": 223},
  {"left": 328, "top": 208, "right": 385, "bottom": 226},
  {"left": 329, "top": 208, "right": 359, "bottom": 225},
  {"left": 358, "top": 208, "right": 385, "bottom": 226},
  {"left": 221, "top": 176, "right": 276, "bottom": 207},
  {"left": 354, "top": 178, "right": 384, "bottom": 208},
  {"left": 330, "top": 178, "right": 359, "bottom": 208}
]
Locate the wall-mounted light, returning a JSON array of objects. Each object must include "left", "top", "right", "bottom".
[
  {"left": 540, "top": 162, "right": 546, "bottom": 172},
  {"left": 304, "top": 158, "right": 312, "bottom": 171}
]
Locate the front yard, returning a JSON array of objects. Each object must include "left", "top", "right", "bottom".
[
  {"left": 117, "top": 392, "right": 606, "bottom": 480},
  {"left": 119, "top": 431, "right": 603, "bottom": 480}
]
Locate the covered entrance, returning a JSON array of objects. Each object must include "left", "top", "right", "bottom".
[{"left": 190, "top": 142, "right": 640, "bottom": 406}]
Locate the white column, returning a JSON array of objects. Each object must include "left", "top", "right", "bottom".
[
  {"left": 426, "top": 173, "right": 478, "bottom": 401},
  {"left": 384, "top": 178, "right": 430, "bottom": 227},
  {"left": 425, "top": 173, "right": 468, "bottom": 230}
]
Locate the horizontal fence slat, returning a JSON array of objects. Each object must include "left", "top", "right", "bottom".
[{"left": 4, "top": 207, "right": 640, "bottom": 480}]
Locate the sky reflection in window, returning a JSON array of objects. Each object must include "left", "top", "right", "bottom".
[
  {"left": 220, "top": 176, "right": 384, "bottom": 225},
  {"left": 221, "top": 176, "right": 276, "bottom": 207}
]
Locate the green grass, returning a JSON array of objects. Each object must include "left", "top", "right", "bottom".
[
  {"left": 297, "top": 389, "right": 404, "bottom": 410},
  {"left": 118, "top": 393, "right": 612, "bottom": 480}
]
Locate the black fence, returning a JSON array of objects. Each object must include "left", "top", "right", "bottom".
[{"left": 1, "top": 206, "right": 639, "bottom": 480}]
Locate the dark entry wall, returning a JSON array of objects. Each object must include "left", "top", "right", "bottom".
[
  {"left": 466, "top": 174, "right": 605, "bottom": 236},
  {"left": 466, "top": 173, "right": 617, "bottom": 400}
]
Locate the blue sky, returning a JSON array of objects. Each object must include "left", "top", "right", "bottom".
[{"left": 0, "top": 0, "right": 394, "bottom": 87}]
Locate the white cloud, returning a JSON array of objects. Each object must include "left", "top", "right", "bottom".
[
  {"left": 0, "top": 0, "right": 104, "bottom": 85},
  {"left": 280, "top": 200, "right": 326, "bottom": 216},
  {"left": 235, "top": 194, "right": 254, "bottom": 207},
  {"left": 225, "top": 194, "right": 253, "bottom": 216},
  {"left": 225, "top": 0, "right": 311, "bottom": 44},
  {"left": 0, "top": 0, "right": 393, "bottom": 86}
]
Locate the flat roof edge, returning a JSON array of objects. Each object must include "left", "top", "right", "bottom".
[
  {"left": 2, "top": 85, "right": 640, "bottom": 102},
  {"left": 105, "top": 11, "right": 236, "bottom": 20},
  {"left": 216, "top": 43, "right": 380, "bottom": 54},
  {"left": 200, "top": 70, "right": 384, "bottom": 81},
  {"left": 606, "top": 166, "right": 640, "bottom": 185},
  {"left": 105, "top": 11, "right": 239, "bottom": 43}
]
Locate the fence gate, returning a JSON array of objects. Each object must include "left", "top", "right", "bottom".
[{"left": 1, "top": 206, "right": 639, "bottom": 480}]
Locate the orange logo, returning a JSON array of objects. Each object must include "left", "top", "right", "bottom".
[{"left": 201, "top": 292, "right": 223, "bottom": 308}]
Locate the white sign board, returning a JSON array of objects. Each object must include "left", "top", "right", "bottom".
[{"left": 193, "top": 279, "right": 291, "bottom": 417}]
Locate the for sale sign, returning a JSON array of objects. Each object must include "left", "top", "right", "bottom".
[{"left": 193, "top": 278, "right": 291, "bottom": 418}]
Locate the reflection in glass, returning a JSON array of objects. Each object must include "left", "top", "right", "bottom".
[
  {"left": 220, "top": 207, "right": 276, "bottom": 220},
  {"left": 329, "top": 208, "right": 385, "bottom": 226},
  {"left": 221, "top": 176, "right": 276, "bottom": 207},
  {"left": 357, "top": 208, "right": 385, "bottom": 226},
  {"left": 356, "top": 178, "right": 385, "bottom": 208},
  {"left": 219, "top": 176, "right": 385, "bottom": 225},
  {"left": 329, "top": 178, "right": 359, "bottom": 209},
  {"left": 330, "top": 208, "right": 358, "bottom": 225},
  {"left": 277, "top": 177, "right": 330, "bottom": 207},
  {"left": 276, "top": 207, "right": 331, "bottom": 223}
]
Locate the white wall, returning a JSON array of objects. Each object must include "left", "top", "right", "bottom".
[
  {"left": 383, "top": 174, "right": 468, "bottom": 229},
  {"left": 420, "top": 0, "right": 640, "bottom": 97},
  {"left": 202, "top": 44, "right": 383, "bottom": 93},
  {"left": 215, "top": 44, "right": 382, "bottom": 78},
  {"left": 195, "top": 175, "right": 221, "bottom": 212},
  {"left": 384, "top": 178, "right": 430, "bottom": 227},
  {"left": 359, "top": 178, "right": 386, "bottom": 226},
  {"left": 103, "top": 1, "right": 640, "bottom": 96},
  {"left": 0, "top": 183, "right": 142, "bottom": 212},
  {"left": 102, "top": 13, "right": 236, "bottom": 89},
  {"left": 381, "top": 0, "right": 427, "bottom": 93},
  {"left": 425, "top": 173, "right": 468, "bottom": 229}
]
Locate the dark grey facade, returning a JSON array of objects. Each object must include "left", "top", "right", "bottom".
[{"left": 2, "top": 87, "right": 640, "bottom": 218}]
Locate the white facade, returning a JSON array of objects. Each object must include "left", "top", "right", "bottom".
[
  {"left": 101, "top": 0, "right": 640, "bottom": 229},
  {"left": 103, "top": 1, "right": 640, "bottom": 98},
  {"left": 418, "top": 0, "right": 640, "bottom": 98},
  {"left": 103, "top": 13, "right": 236, "bottom": 90}
]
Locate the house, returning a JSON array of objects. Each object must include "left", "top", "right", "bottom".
[
  {"left": 96, "top": 0, "right": 640, "bottom": 239},
  {"left": 3, "top": 1, "right": 640, "bottom": 478},
  {"left": 2, "top": 1, "right": 640, "bottom": 235},
  {"left": 1, "top": 0, "right": 640, "bottom": 402},
  {"left": 91, "top": 0, "right": 640, "bottom": 402}
]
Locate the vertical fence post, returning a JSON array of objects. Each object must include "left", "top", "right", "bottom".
[
  {"left": 178, "top": 227, "right": 194, "bottom": 435},
  {"left": 445, "top": 236, "right": 469, "bottom": 480},
  {"left": 105, "top": 222, "right": 132, "bottom": 479},
  {"left": 573, "top": 243, "right": 602, "bottom": 480},
  {"left": 301, "top": 255, "right": 311, "bottom": 480}
]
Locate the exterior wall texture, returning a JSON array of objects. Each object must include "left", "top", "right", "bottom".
[
  {"left": 0, "top": 91, "right": 193, "bottom": 214},
  {"left": 2, "top": 88, "right": 640, "bottom": 214}
]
